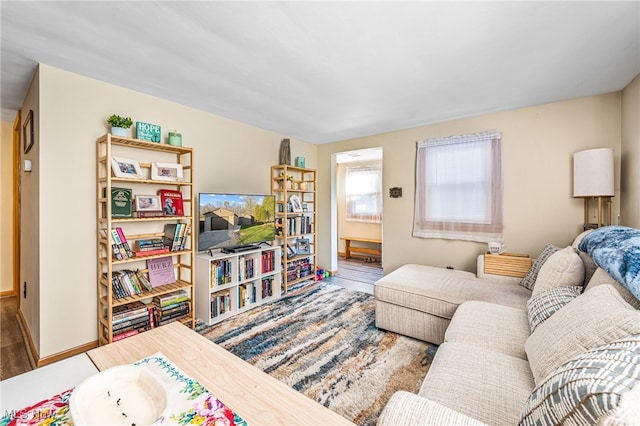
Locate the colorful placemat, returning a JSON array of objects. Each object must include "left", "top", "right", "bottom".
[{"left": 1, "top": 352, "right": 247, "bottom": 426}]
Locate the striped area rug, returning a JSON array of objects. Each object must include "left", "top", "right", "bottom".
[{"left": 198, "top": 280, "right": 437, "bottom": 425}]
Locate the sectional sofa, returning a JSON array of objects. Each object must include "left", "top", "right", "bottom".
[{"left": 375, "top": 226, "right": 640, "bottom": 425}]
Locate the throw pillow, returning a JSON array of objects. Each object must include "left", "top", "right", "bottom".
[
  {"left": 526, "top": 286, "right": 582, "bottom": 332},
  {"left": 530, "top": 246, "right": 585, "bottom": 297},
  {"left": 525, "top": 284, "right": 640, "bottom": 384},
  {"left": 519, "top": 244, "right": 559, "bottom": 291},
  {"left": 520, "top": 333, "right": 640, "bottom": 426}
]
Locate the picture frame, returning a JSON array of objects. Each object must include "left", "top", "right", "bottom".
[
  {"left": 286, "top": 244, "right": 296, "bottom": 257},
  {"left": 23, "top": 109, "right": 34, "bottom": 154},
  {"left": 296, "top": 238, "right": 310, "bottom": 255},
  {"left": 289, "top": 195, "right": 303, "bottom": 213},
  {"left": 111, "top": 156, "right": 143, "bottom": 179},
  {"left": 135, "top": 195, "right": 162, "bottom": 212},
  {"left": 151, "top": 162, "right": 183, "bottom": 181}
]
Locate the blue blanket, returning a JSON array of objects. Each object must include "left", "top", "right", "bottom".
[{"left": 579, "top": 226, "right": 640, "bottom": 301}]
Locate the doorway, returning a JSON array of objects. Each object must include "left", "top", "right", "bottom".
[{"left": 331, "top": 147, "right": 383, "bottom": 282}]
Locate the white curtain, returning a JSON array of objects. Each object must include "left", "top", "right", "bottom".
[
  {"left": 413, "top": 130, "right": 503, "bottom": 242},
  {"left": 345, "top": 164, "right": 382, "bottom": 223}
]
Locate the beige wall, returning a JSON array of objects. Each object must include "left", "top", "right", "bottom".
[
  {"left": 336, "top": 160, "right": 382, "bottom": 253},
  {"left": 318, "top": 93, "right": 623, "bottom": 274},
  {"left": 621, "top": 73, "right": 640, "bottom": 228},
  {"left": 1, "top": 121, "right": 15, "bottom": 294},
  {"left": 24, "top": 64, "right": 317, "bottom": 358}
]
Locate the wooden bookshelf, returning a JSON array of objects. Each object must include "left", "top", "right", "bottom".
[{"left": 96, "top": 134, "right": 195, "bottom": 345}]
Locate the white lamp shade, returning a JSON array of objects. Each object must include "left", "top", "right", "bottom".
[{"left": 573, "top": 148, "right": 614, "bottom": 197}]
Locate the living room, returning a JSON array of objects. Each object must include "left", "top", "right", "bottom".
[{"left": 1, "top": 1, "right": 639, "bottom": 424}]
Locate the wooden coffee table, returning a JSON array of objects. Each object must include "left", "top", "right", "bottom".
[{"left": 87, "top": 322, "right": 353, "bottom": 425}]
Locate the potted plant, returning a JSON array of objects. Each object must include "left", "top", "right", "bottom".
[
  {"left": 278, "top": 172, "right": 294, "bottom": 189},
  {"left": 107, "top": 114, "right": 133, "bottom": 137}
]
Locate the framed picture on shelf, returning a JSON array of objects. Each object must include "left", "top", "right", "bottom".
[
  {"left": 286, "top": 245, "right": 296, "bottom": 257},
  {"left": 289, "top": 195, "right": 303, "bottom": 213},
  {"left": 135, "top": 195, "right": 162, "bottom": 212},
  {"left": 111, "top": 156, "right": 143, "bottom": 179},
  {"left": 152, "top": 162, "right": 183, "bottom": 181},
  {"left": 296, "top": 238, "right": 310, "bottom": 255}
]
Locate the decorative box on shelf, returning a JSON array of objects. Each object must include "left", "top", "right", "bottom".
[{"left": 484, "top": 252, "right": 532, "bottom": 278}]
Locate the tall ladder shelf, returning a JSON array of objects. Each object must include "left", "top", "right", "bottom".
[
  {"left": 96, "top": 134, "right": 195, "bottom": 345},
  {"left": 271, "top": 165, "right": 317, "bottom": 292}
]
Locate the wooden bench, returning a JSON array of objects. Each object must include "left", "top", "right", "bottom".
[{"left": 340, "top": 237, "right": 382, "bottom": 260}]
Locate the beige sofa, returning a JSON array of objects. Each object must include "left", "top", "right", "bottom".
[{"left": 375, "top": 234, "right": 640, "bottom": 425}]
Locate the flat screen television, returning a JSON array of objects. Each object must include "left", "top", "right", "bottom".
[{"left": 198, "top": 193, "right": 276, "bottom": 253}]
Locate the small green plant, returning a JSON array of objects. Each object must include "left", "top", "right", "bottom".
[
  {"left": 279, "top": 172, "right": 294, "bottom": 181},
  {"left": 106, "top": 114, "right": 133, "bottom": 128}
]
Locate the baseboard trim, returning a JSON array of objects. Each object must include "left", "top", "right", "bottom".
[{"left": 16, "top": 309, "right": 99, "bottom": 368}]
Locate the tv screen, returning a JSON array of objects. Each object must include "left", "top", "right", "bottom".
[{"left": 198, "top": 193, "right": 276, "bottom": 252}]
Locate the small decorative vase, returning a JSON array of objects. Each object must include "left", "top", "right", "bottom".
[
  {"left": 279, "top": 138, "right": 291, "bottom": 165},
  {"left": 111, "top": 127, "right": 128, "bottom": 137},
  {"left": 299, "top": 182, "right": 307, "bottom": 191},
  {"left": 292, "top": 182, "right": 299, "bottom": 190}
]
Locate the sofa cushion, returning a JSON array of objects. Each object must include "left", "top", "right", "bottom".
[
  {"left": 526, "top": 285, "right": 582, "bottom": 332},
  {"left": 378, "top": 391, "right": 487, "bottom": 426},
  {"left": 419, "top": 342, "right": 535, "bottom": 425},
  {"left": 585, "top": 267, "right": 640, "bottom": 310},
  {"left": 519, "top": 244, "right": 559, "bottom": 291},
  {"left": 445, "top": 301, "right": 529, "bottom": 359},
  {"left": 520, "top": 334, "right": 640, "bottom": 426},
  {"left": 578, "top": 225, "right": 640, "bottom": 300},
  {"left": 530, "top": 246, "right": 584, "bottom": 296},
  {"left": 525, "top": 284, "right": 640, "bottom": 384},
  {"left": 374, "top": 264, "right": 531, "bottom": 320}
]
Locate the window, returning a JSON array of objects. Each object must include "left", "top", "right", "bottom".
[
  {"left": 345, "top": 164, "right": 382, "bottom": 223},
  {"left": 413, "top": 130, "right": 503, "bottom": 242}
]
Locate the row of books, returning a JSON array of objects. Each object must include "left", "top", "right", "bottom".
[
  {"left": 261, "top": 277, "right": 275, "bottom": 299},
  {"left": 210, "top": 290, "right": 231, "bottom": 318},
  {"left": 261, "top": 250, "right": 277, "bottom": 274},
  {"left": 108, "top": 301, "right": 154, "bottom": 342},
  {"left": 132, "top": 237, "right": 170, "bottom": 257},
  {"left": 276, "top": 216, "right": 313, "bottom": 237},
  {"left": 163, "top": 223, "right": 190, "bottom": 252},
  {"left": 238, "top": 282, "right": 257, "bottom": 308},
  {"left": 286, "top": 257, "right": 314, "bottom": 282},
  {"left": 210, "top": 259, "right": 233, "bottom": 287},
  {"left": 152, "top": 290, "right": 191, "bottom": 326},
  {"left": 238, "top": 256, "right": 256, "bottom": 281},
  {"left": 109, "top": 227, "right": 133, "bottom": 260},
  {"left": 108, "top": 269, "right": 152, "bottom": 299}
]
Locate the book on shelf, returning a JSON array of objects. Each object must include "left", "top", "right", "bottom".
[
  {"left": 147, "top": 256, "right": 176, "bottom": 287},
  {"left": 113, "top": 309, "right": 149, "bottom": 325},
  {"left": 158, "top": 189, "right": 184, "bottom": 216},
  {"left": 113, "top": 314, "right": 150, "bottom": 331},
  {"left": 108, "top": 187, "right": 133, "bottom": 218},
  {"left": 110, "top": 229, "right": 129, "bottom": 260},
  {"left": 134, "top": 238, "right": 165, "bottom": 252},
  {"left": 210, "top": 291, "right": 231, "bottom": 318},
  {"left": 116, "top": 227, "right": 133, "bottom": 258},
  {"left": 153, "top": 289, "right": 189, "bottom": 307},
  {"left": 178, "top": 223, "right": 190, "bottom": 251},
  {"left": 134, "top": 210, "right": 165, "bottom": 218},
  {"left": 112, "top": 301, "right": 147, "bottom": 320},
  {"left": 108, "top": 270, "right": 149, "bottom": 298},
  {"left": 133, "top": 247, "right": 170, "bottom": 257}
]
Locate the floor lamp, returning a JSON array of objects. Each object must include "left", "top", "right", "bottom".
[{"left": 573, "top": 148, "right": 614, "bottom": 229}]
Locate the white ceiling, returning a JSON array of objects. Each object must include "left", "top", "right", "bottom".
[{"left": 2, "top": 1, "right": 639, "bottom": 144}]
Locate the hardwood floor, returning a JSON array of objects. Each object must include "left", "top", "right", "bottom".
[
  {"left": 0, "top": 258, "right": 381, "bottom": 381},
  {"left": 324, "top": 256, "right": 383, "bottom": 294},
  {"left": 1, "top": 296, "right": 32, "bottom": 380}
]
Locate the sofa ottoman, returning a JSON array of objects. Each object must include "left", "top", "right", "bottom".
[{"left": 374, "top": 263, "right": 532, "bottom": 344}]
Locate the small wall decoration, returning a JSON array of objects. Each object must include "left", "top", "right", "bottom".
[
  {"left": 389, "top": 187, "right": 403, "bottom": 198},
  {"left": 296, "top": 238, "right": 310, "bottom": 255},
  {"left": 151, "top": 162, "right": 183, "bottom": 181},
  {"left": 111, "top": 156, "right": 143, "bottom": 179},
  {"left": 289, "top": 195, "right": 303, "bottom": 213},
  {"left": 136, "top": 121, "right": 162, "bottom": 143},
  {"left": 23, "top": 109, "right": 34, "bottom": 154},
  {"left": 295, "top": 156, "right": 305, "bottom": 168}
]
